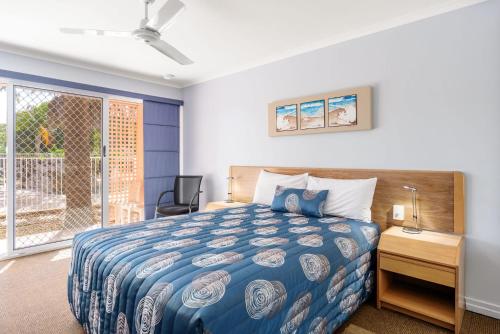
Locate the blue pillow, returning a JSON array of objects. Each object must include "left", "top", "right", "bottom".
[{"left": 271, "top": 186, "right": 329, "bottom": 218}]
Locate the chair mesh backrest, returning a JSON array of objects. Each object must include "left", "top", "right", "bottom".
[{"left": 174, "top": 176, "right": 203, "bottom": 206}]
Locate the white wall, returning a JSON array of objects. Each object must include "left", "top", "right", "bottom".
[
  {"left": 0, "top": 50, "right": 182, "bottom": 100},
  {"left": 183, "top": 0, "right": 500, "bottom": 317}
]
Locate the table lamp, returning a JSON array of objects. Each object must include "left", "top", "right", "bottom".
[
  {"left": 225, "top": 176, "right": 234, "bottom": 203},
  {"left": 402, "top": 185, "right": 421, "bottom": 234}
]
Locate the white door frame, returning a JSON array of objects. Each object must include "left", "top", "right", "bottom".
[{"left": 0, "top": 77, "right": 112, "bottom": 259}]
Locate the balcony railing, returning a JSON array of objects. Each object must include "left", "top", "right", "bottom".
[{"left": 0, "top": 155, "right": 102, "bottom": 214}]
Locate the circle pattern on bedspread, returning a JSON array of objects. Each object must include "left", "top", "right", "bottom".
[
  {"left": 284, "top": 193, "right": 301, "bottom": 213},
  {"left": 104, "top": 262, "right": 132, "bottom": 313},
  {"left": 328, "top": 223, "right": 352, "bottom": 233},
  {"left": 297, "top": 234, "right": 324, "bottom": 247},
  {"left": 252, "top": 248, "right": 286, "bottom": 267},
  {"left": 228, "top": 207, "right": 248, "bottom": 214},
  {"left": 318, "top": 217, "right": 347, "bottom": 224},
  {"left": 135, "top": 282, "right": 173, "bottom": 334},
  {"left": 146, "top": 220, "right": 175, "bottom": 228},
  {"left": 104, "top": 240, "right": 145, "bottom": 262},
  {"left": 219, "top": 219, "right": 243, "bottom": 227},
  {"left": 254, "top": 226, "right": 278, "bottom": 235},
  {"left": 124, "top": 229, "right": 167, "bottom": 239},
  {"left": 245, "top": 279, "right": 287, "bottom": 319},
  {"left": 153, "top": 238, "right": 199, "bottom": 250},
  {"left": 171, "top": 227, "right": 202, "bottom": 237},
  {"left": 206, "top": 236, "right": 239, "bottom": 248},
  {"left": 365, "top": 270, "right": 374, "bottom": 294},
  {"left": 192, "top": 214, "right": 215, "bottom": 221},
  {"left": 326, "top": 266, "right": 347, "bottom": 303},
  {"left": 80, "top": 230, "right": 120, "bottom": 249},
  {"left": 280, "top": 292, "right": 312, "bottom": 334},
  {"left": 289, "top": 217, "right": 309, "bottom": 225},
  {"left": 254, "top": 207, "right": 272, "bottom": 213},
  {"left": 210, "top": 227, "right": 247, "bottom": 235},
  {"left": 309, "top": 316, "right": 328, "bottom": 334},
  {"left": 182, "top": 270, "right": 231, "bottom": 308},
  {"left": 89, "top": 290, "right": 100, "bottom": 334},
  {"left": 360, "top": 225, "right": 379, "bottom": 245},
  {"left": 255, "top": 212, "right": 275, "bottom": 218},
  {"left": 340, "top": 288, "right": 362, "bottom": 315},
  {"left": 299, "top": 254, "right": 330, "bottom": 282},
  {"left": 283, "top": 212, "right": 304, "bottom": 217},
  {"left": 223, "top": 214, "right": 250, "bottom": 219},
  {"left": 249, "top": 237, "right": 289, "bottom": 247},
  {"left": 192, "top": 252, "right": 244, "bottom": 267},
  {"left": 252, "top": 218, "right": 281, "bottom": 226},
  {"left": 356, "top": 252, "right": 371, "bottom": 278},
  {"left": 135, "top": 252, "right": 182, "bottom": 279},
  {"left": 116, "top": 312, "right": 130, "bottom": 334},
  {"left": 334, "top": 237, "right": 359, "bottom": 260},
  {"left": 181, "top": 221, "right": 214, "bottom": 227},
  {"left": 289, "top": 226, "right": 321, "bottom": 234}
]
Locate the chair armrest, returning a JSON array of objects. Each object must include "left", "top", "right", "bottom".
[
  {"left": 156, "top": 190, "right": 174, "bottom": 208},
  {"left": 188, "top": 190, "right": 203, "bottom": 213}
]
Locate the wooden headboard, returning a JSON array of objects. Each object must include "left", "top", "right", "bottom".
[{"left": 229, "top": 166, "right": 464, "bottom": 234}]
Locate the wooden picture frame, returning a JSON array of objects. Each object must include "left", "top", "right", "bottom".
[{"left": 268, "top": 86, "right": 372, "bottom": 136}]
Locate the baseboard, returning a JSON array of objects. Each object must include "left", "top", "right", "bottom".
[{"left": 466, "top": 297, "right": 500, "bottom": 319}]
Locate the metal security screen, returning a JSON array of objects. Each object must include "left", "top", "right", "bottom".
[{"left": 14, "top": 86, "right": 103, "bottom": 249}]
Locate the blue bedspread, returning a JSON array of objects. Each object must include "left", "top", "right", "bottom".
[{"left": 68, "top": 204, "right": 380, "bottom": 334}]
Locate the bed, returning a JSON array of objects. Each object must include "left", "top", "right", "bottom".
[{"left": 68, "top": 203, "right": 380, "bottom": 334}]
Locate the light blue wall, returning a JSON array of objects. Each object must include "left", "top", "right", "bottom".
[
  {"left": 143, "top": 101, "right": 180, "bottom": 219},
  {"left": 182, "top": 1, "right": 500, "bottom": 316}
]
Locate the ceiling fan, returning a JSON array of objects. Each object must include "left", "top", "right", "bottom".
[{"left": 60, "top": 0, "right": 193, "bottom": 65}]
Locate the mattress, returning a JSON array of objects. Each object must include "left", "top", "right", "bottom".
[{"left": 68, "top": 203, "right": 380, "bottom": 334}]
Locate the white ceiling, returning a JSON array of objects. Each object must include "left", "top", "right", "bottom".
[{"left": 0, "top": 0, "right": 484, "bottom": 88}]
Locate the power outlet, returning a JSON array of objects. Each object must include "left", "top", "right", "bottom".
[{"left": 393, "top": 205, "right": 405, "bottom": 220}]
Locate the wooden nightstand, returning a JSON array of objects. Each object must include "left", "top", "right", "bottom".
[
  {"left": 377, "top": 226, "right": 465, "bottom": 333},
  {"left": 204, "top": 201, "right": 248, "bottom": 211}
]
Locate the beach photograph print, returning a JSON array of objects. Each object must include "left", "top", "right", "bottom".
[
  {"left": 276, "top": 104, "right": 298, "bottom": 131},
  {"left": 300, "top": 100, "right": 325, "bottom": 129},
  {"left": 328, "top": 94, "right": 357, "bottom": 127}
]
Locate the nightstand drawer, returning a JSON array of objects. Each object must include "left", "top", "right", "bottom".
[{"left": 380, "top": 253, "right": 455, "bottom": 287}]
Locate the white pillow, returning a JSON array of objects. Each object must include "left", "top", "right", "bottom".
[
  {"left": 306, "top": 176, "right": 377, "bottom": 222},
  {"left": 253, "top": 170, "right": 309, "bottom": 205}
]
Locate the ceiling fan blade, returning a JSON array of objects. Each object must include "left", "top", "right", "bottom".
[
  {"left": 147, "top": 0, "right": 185, "bottom": 32},
  {"left": 60, "top": 28, "right": 132, "bottom": 38},
  {"left": 148, "top": 40, "right": 193, "bottom": 65}
]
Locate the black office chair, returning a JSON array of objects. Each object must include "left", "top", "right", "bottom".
[{"left": 154, "top": 175, "right": 203, "bottom": 218}]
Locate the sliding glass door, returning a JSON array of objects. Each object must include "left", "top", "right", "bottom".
[
  {"left": 13, "top": 85, "right": 105, "bottom": 250},
  {"left": 0, "top": 79, "right": 146, "bottom": 258},
  {"left": 0, "top": 84, "right": 7, "bottom": 256}
]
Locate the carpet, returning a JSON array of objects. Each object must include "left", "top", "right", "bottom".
[{"left": 342, "top": 324, "right": 376, "bottom": 334}]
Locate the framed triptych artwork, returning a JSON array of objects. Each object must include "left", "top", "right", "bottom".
[{"left": 268, "top": 86, "right": 372, "bottom": 136}]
